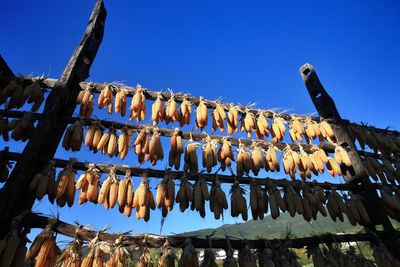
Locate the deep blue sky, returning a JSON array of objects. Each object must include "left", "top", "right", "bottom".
[{"left": 1, "top": 0, "right": 400, "bottom": 238}]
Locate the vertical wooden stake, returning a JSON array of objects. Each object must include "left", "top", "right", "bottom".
[
  {"left": 300, "top": 63, "right": 400, "bottom": 258},
  {"left": 0, "top": 0, "right": 106, "bottom": 238}
]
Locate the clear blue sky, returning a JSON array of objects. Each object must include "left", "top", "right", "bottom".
[{"left": 1, "top": 0, "right": 400, "bottom": 239}]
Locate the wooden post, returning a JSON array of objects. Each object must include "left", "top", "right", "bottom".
[
  {"left": 0, "top": 0, "right": 106, "bottom": 238},
  {"left": 300, "top": 63, "right": 400, "bottom": 258}
]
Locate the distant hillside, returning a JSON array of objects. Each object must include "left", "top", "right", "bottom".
[{"left": 181, "top": 213, "right": 364, "bottom": 239}]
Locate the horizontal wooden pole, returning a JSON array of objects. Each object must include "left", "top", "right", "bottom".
[
  {"left": 2, "top": 109, "right": 393, "bottom": 161},
  {"left": 3, "top": 151, "right": 397, "bottom": 191},
  {"left": 2, "top": 76, "right": 398, "bottom": 137},
  {"left": 22, "top": 213, "right": 394, "bottom": 249}
]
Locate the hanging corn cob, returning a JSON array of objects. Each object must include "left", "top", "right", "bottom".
[
  {"left": 288, "top": 117, "right": 305, "bottom": 143},
  {"left": 30, "top": 231, "right": 58, "bottom": 267},
  {"left": 271, "top": 116, "right": 286, "bottom": 143},
  {"left": 257, "top": 242, "right": 275, "bottom": 267},
  {"left": 333, "top": 145, "right": 352, "bottom": 168},
  {"left": 202, "top": 136, "right": 218, "bottom": 173},
  {"left": 1, "top": 78, "right": 44, "bottom": 111},
  {"left": 114, "top": 88, "right": 127, "bottom": 117},
  {"left": 156, "top": 174, "right": 175, "bottom": 218},
  {"left": 168, "top": 128, "right": 184, "bottom": 170},
  {"left": 135, "top": 128, "right": 150, "bottom": 164},
  {"left": 209, "top": 176, "right": 228, "bottom": 220},
  {"left": 196, "top": 97, "right": 208, "bottom": 130},
  {"left": 230, "top": 181, "right": 248, "bottom": 221},
  {"left": 319, "top": 120, "right": 335, "bottom": 144},
  {"left": 250, "top": 143, "right": 264, "bottom": 176},
  {"left": 326, "top": 189, "right": 345, "bottom": 222},
  {"left": 238, "top": 243, "right": 257, "bottom": 267},
  {"left": 118, "top": 169, "right": 134, "bottom": 217},
  {"left": 326, "top": 156, "right": 342, "bottom": 178},
  {"left": 184, "top": 138, "right": 200, "bottom": 173},
  {"left": 57, "top": 237, "right": 83, "bottom": 267},
  {"left": 87, "top": 227, "right": 112, "bottom": 267},
  {"left": 306, "top": 245, "right": 325, "bottom": 267},
  {"left": 218, "top": 138, "right": 234, "bottom": 172},
  {"left": 200, "top": 239, "right": 217, "bottom": 267},
  {"left": 283, "top": 185, "right": 296, "bottom": 218},
  {"left": 227, "top": 103, "right": 240, "bottom": 136},
  {"left": 96, "top": 84, "right": 113, "bottom": 114},
  {"left": 192, "top": 178, "right": 209, "bottom": 218},
  {"left": 179, "top": 95, "right": 192, "bottom": 127},
  {"left": 236, "top": 143, "right": 251, "bottom": 177},
  {"left": 282, "top": 145, "right": 300, "bottom": 180},
  {"left": 118, "top": 128, "right": 132, "bottom": 160},
  {"left": 304, "top": 119, "right": 321, "bottom": 143},
  {"left": 8, "top": 114, "right": 35, "bottom": 142},
  {"left": 165, "top": 92, "right": 180, "bottom": 124},
  {"left": 250, "top": 180, "right": 264, "bottom": 220},
  {"left": 178, "top": 238, "right": 199, "bottom": 267},
  {"left": 241, "top": 108, "right": 256, "bottom": 138},
  {"left": 149, "top": 130, "right": 164, "bottom": 166},
  {"left": 151, "top": 93, "right": 165, "bottom": 126},
  {"left": 223, "top": 237, "right": 238, "bottom": 267},
  {"left": 107, "top": 235, "right": 130, "bottom": 267},
  {"left": 97, "top": 166, "right": 118, "bottom": 209},
  {"left": 62, "top": 121, "right": 84, "bottom": 151},
  {"left": 0, "top": 215, "right": 25, "bottom": 267},
  {"left": 56, "top": 159, "right": 76, "bottom": 207},
  {"left": 255, "top": 111, "right": 269, "bottom": 139},
  {"left": 211, "top": 102, "right": 226, "bottom": 132},
  {"left": 133, "top": 174, "right": 156, "bottom": 221},
  {"left": 176, "top": 175, "right": 194, "bottom": 212},
  {"left": 265, "top": 144, "right": 280, "bottom": 172},
  {"left": 129, "top": 84, "right": 146, "bottom": 122},
  {"left": 136, "top": 245, "right": 154, "bottom": 267},
  {"left": 267, "top": 182, "right": 285, "bottom": 220},
  {"left": 158, "top": 240, "right": 177, "bottom": 267},
  {"left": 29, "top": 161, "right": 56, "bottom": 202},
  {"left": 75, "top": 164, "right": 100, "bottom": 205}
]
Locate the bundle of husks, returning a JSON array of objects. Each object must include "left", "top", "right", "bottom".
[
  {"left": 136, "top": 246, "right": 154, "bottom": 267},
  {"left": 176, "top": 175, "right": 194, "bottom": 212},
  {"left": 178, "top": 239, "right": 199, "bottom": 267},
  {"left": 97, "top": 166, "right": 119, "bottom": 209},
  {"left": 1, "top": 78, "right": 44, "bottom": 111},
  {"left": 133, "top": 174, "right": 156, "bottom": 221},
  {"left": 157, "top": 240, "right": 177, "bottom": 267},
  {"left": 106, "top": 235, "right": 131, "bottom": 267},
  {"left": 156, "top": 174, "right": 175, "bottom": 218},
  {"left": 129, "top": 84, "right": 146, "bottom": 122},
  {"left": 56, "top": 160, "right": 76, "bottom": 208},
  {"left": 168, "top": 128, "right": 183, "bottom": 170},
  {"left": 76, "top": 164, "right": 100, "bottom": 205},
  {"left": 8, "top": 114, "right": 35, "bottom": 142},
  {"left": 57, "top": 237, "right": 83, "bottom": 267},
  {"left": 81, "top": 232, "right": 112, "bottom": 267},
  {"left": 29, "top": 161, "right": 57, "bottom": 203},
  {"left": 230, "top": 181, "right": 248, "bottom": 221},
  {"left": 192, "top": 178, "right": 210, "bottom": 218},
  {"left": 209, "top": 177, "right": 228, "bottom": 220}
]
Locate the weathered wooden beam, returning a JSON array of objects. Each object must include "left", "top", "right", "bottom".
[
  {"left": 300, "top": 63, "right": 400, "bottom": 258},
  {"left": 0, "top": 0, "right": 106, "bottom": 239},
  {"left": 23, "top": 213, "right": 391, "bottom": 249},
  {"left": 3, "top": 150, "right": 397, "bottom": 192}
]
